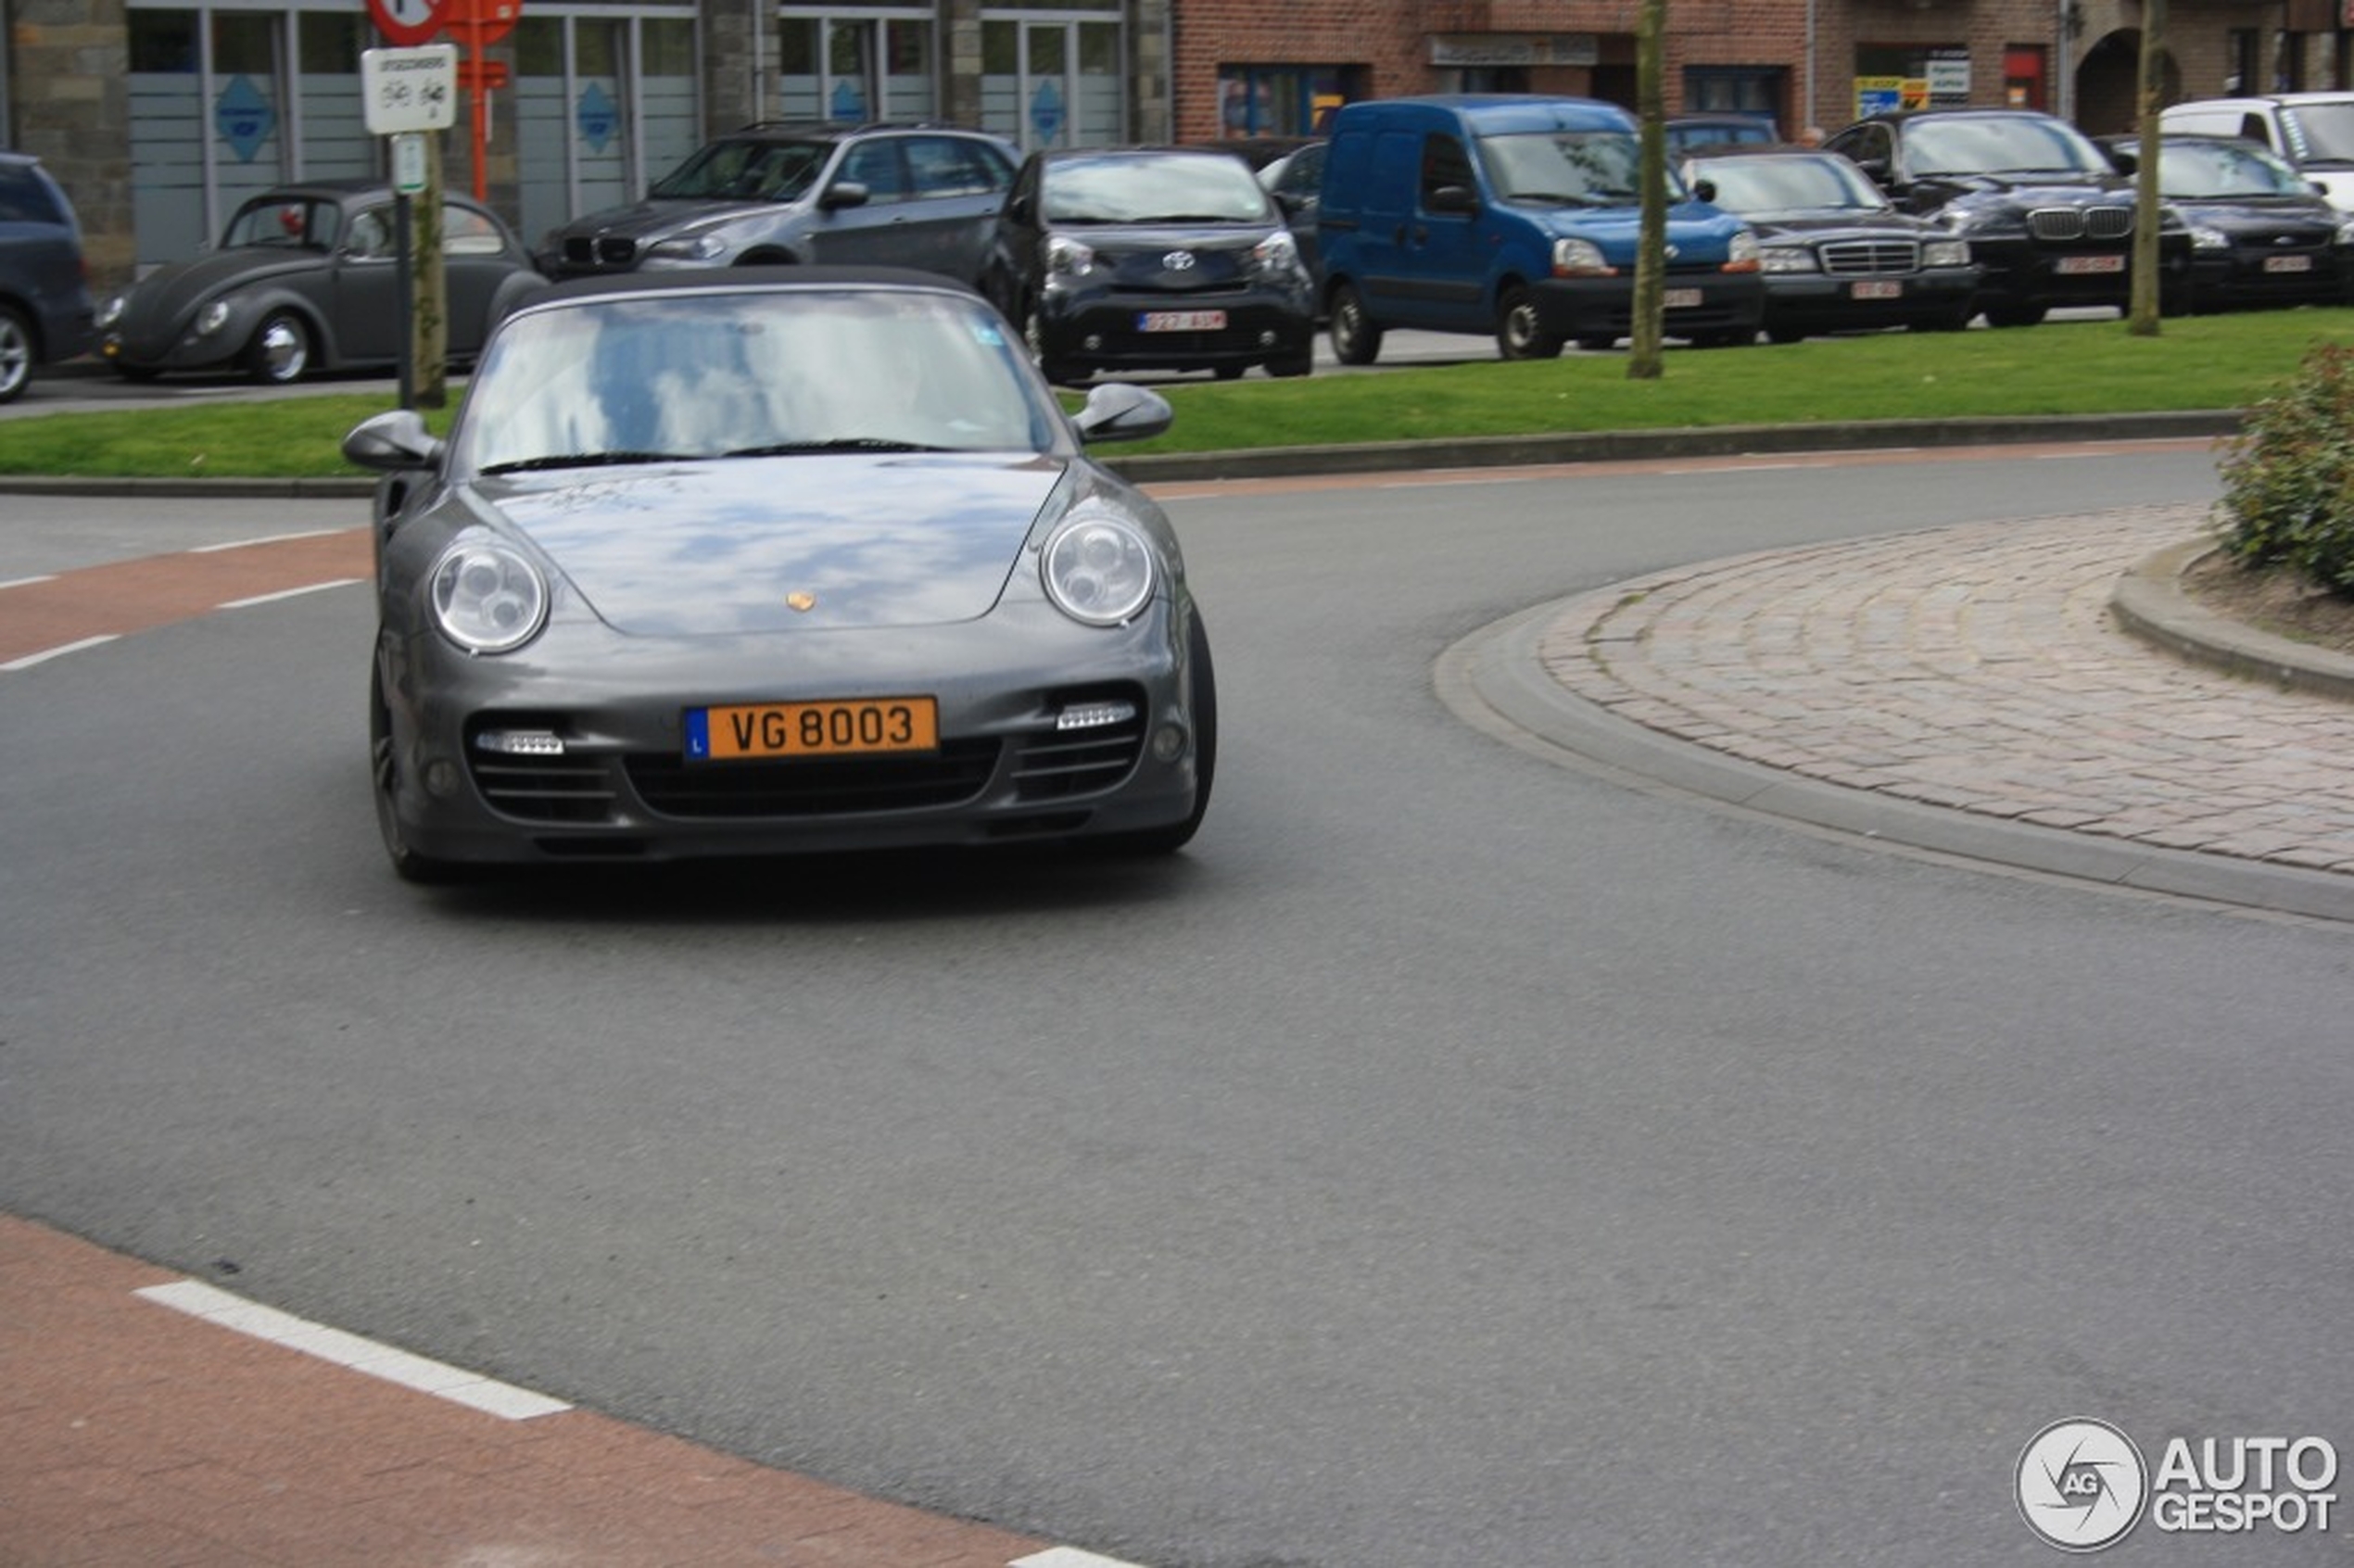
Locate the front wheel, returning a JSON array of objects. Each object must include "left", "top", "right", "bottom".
[
  {"left": 1101, "top": 612, "right": 1217, "bottom": 855},
  {"left": 245, "top": 310, "right": 313, "bottom": 385},
  {"left": 0, "top": 302, "right": 33, "bottom": 403},
  {"left": 371, "top": 664, "right": 467, "bottom": 885},
  {"left": 1328, "top": 284, "right": 1383, "bottom": 365},
  {"left": 1495, "top": 285, "right": 1563, "bottom": 360},
  {"left": 1980, "top": 298, "right": 2046, "bottom": 329}
]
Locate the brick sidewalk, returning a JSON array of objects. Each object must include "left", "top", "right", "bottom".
[
  {"left": 0, "top": 1216, "right": 1062, "bottom": 1567},
  {"left": 1536, "top": 504, "right": 2354, "bottom": 877}
]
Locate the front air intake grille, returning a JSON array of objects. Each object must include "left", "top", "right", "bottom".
[
  {"left": 626, "top": 740, "right": 1000, "bottom": 819},
  {"left": 1011, "top": 698, "right": 1148, "bottom": 802},
  {"left": 1820, "top": 239, "right": 1921, "bottom": 276},
  {"left": 466, "top": 749, "right": 621, "bottom": 824}
]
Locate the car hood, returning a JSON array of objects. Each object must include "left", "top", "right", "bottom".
[
  {"left": 476, "top": 453, "right": 1068, "bottom": 637},
  {"left": 1736, "top": 209, "right": 1941, "bottom": 240},
  {"left": 120, "top": 248, "right": 310, "bottom": 329},
  {"left": 2164, "top": 194, "right": 2340, "bottom": 230},
  {"left": 1514, "top": 200, "right": 1751, "bottom": 263},
  {"left": 545, "top": 198, "right": 774, "bottom": 243}
]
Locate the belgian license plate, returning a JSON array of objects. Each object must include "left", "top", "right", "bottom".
[
  {"left": 2265, "top": 254, "right": 2314, "bottom": 273},
  {"left": 1851, "top": 279, "right": 1905, "bottom": 299},
  {"left": 1663, "top": 288, "right": 1703, "bottom": 310},
  {"left": 687, "top": 698, "right": 939, "bottom": 761},
  {"left": 2056, "top": 254, "right": 2126, "bottom": 275},
  {"left": 1139, "top": 310, "right": 1227, "bottom": 332}
]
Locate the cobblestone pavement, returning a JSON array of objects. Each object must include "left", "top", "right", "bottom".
[{"left": 1528, "top": 503, "right": 2354, "bottom": 891}]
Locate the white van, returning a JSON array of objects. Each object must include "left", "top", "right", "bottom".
[{"left": 2158, "top": 94, "right": 2354, "bottom": 209}]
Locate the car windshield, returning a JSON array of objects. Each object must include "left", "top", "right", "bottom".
[
  {"left": 1479, "top": 131, "right": 1663, "bottom": 204},
  {"left": 1042, "top": 152, "right": 1272, "bottom": 222},
  {"left": 222, "top": 196, "right": 341, "bottom": 248},
  {"left": 2283, "top": 102, "right": 2354, "bottom": 163},
  {"left": 1905, "top": 115, "right": 2112, "bottom": 178},
  {"left": 649, "top": 138, "right": 829, "bottom": 202},
  {"left": 2154, "top": 139, "right": 2312, "bottom": 197},
  {"left": 455, "top": 288, "right": 1061, "bottom": 475},
  {"left": 1692, "top": 153, "right": 1890, "bottom": 213}
]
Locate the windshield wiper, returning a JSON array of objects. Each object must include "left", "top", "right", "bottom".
[
  {"left": 725, "top": 438, "right": 946, "bottom": 457},
  {"left": 480, "top": 450, "right": 699, "bottom": 474}
]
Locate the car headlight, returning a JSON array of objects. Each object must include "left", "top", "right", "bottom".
[
  {"left": 96, "top": 294, "right": 126, "bottom": 330},
  {"left": 1758, "top": 245, "right": 1818, "bottom": 274},
  {"left": 1249, "top": 228, "right": 1304, "bottom": 281},
  {"left": 428, "top": 535, "right": 548, "bottom": 653},
  {"left": 194, "top": 299, "right": 233, "bottom": 338},
  {"left": 1924, "top": 237, "right": 1971, "bottom": 269},
  {"left": 1045, "top": 234, "right": 1096, "bottom": 279},
  {"left": 2189, "top": 224, "right": 2231, "bottom": 252},
  {"left": 647, "top": 232, "right": 728, "bottom": 263},
  {"left": 1724, "top": 228, "right": 1761, "bottom": 270},
  {"left": 1550, "top": 236, "right": 1612, "bottom": 277},
  {"left": 1042, "top": 511, "right": 1155, "bottom": 626},
  {"left": 2336, "top": 217, "right": 2354, "bottom": 247}
]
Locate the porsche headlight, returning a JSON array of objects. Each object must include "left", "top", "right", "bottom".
[
  {"left": 428, "top": 536, "right": 548, "bottom": 653},
  {"left": 1042, "top": 512, "right": 1155, "bottom": 626},
  {"left": 194, "top": 299, "right": 233, "bottom": 338}
]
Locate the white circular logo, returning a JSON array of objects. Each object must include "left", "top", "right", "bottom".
[{"left": 2018, "top": 1418, "right": 2148, "bottom": 1552}]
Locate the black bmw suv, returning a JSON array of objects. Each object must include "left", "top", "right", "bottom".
[{"left": 1823, "top": 108, "right": 2192, "bottom": 325}]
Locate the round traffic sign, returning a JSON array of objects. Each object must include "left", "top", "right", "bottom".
[{"left": 365, "top": 0, "right": 449, "bottom": 48}]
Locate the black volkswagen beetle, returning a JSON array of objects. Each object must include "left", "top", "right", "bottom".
[
  {"left": 98, "top": 180, "right": 545, "bottom": 384},
  {"left": 343, "top": 268, "right": 1214, "bottom": 882},
  {"left": 2099, "top": 133, "right": 2354, "bottom": 312}
]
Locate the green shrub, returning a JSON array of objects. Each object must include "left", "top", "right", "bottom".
[{"left": 2213, "top": 340, "right": 2354, "bottom": 598}]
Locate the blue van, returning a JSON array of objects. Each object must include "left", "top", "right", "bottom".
[{"left": 1316, "top": 95, "right": 1763, "bottom": 359}]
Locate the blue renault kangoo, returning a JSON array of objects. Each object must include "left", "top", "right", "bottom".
[{"left": 1315, "top": 95, "right": 1763, "bottom": 359}]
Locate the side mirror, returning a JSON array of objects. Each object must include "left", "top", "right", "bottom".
[
  {"left": 343, "top": 409, "right": 444, "bottom": 474},
  {"left": 819, "top": 181, "right": 870, "bottom": 212},
  {"left": 1071, "top": 382, "right": 1174, "bottom": 445},
  {"left": 1427, "top": 183, "right": 1478, "bottom": 216},
  {"left": 1691, "top": 178, "right": 1718, "bottom": 204},
  {"left": 1006, "top": 194, "right": 1035, "bottom": 225}
]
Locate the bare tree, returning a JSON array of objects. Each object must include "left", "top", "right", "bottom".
[
  {"left": 1628, "top": 0, "right": 1667, "bottom": 379},
  {"left": 2128, "top": 0, "right": 2168, "bottom": 336}
]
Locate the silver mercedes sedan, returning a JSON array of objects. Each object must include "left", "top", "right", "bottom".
[{"left": 344, "top": 268, "right": 1212, "bottom": 882}]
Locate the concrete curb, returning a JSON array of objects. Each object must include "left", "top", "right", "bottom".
[{"left": 2111, "top": 537, "right": 2354, "bottom": 704}]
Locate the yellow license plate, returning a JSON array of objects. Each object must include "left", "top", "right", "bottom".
[{"left": 689, "top": 698, "right": 939, "bottom": 761}]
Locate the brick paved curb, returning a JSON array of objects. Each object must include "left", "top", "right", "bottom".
[{"left": 1442, "top": 506, "right": 2354, "bottom": 924}]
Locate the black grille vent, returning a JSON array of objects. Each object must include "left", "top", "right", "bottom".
[
  {"left": 1011, "top": 704, "right": 1148, "bottom": 801},
  {"left": 467, "top": 750, "right": 622, "bottom": 825},
  {"left": 2030, "top": 205, "right": 2132, "bottom": 241},
  {"left": 1820, "top": 239, "right": 1920, "bottom": 276},
  {"left": 626, "top": 740, "right": 1000, "bottom": 819}
]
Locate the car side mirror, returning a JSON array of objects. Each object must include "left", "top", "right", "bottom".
[
  {"left": 1691, "top": 178, "right": 1718, "bottom": 204},
  {"left": 343, "top": 409, "right": 444, "bottom": 474},
  {"left": 1071, "top": 382, "right": 1173, "bottom": 445},
  {"left": 1853, "top": 156, "right": 1892, "bottom": 184},
  {"left": 1427, "top": 183, "right": 1478, "bottom": 216},
  {"left": 820, "top": 181, "right": 870, "bottom": 211},
  {"left": 1006, "top": 194, "right": 1034, "bottom": 224}
]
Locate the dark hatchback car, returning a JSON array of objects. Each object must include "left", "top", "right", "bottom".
[
  {"left": 2099, "top": 133, "right": 2354, "bottom": 312},
  {"left": 97, "top": 181, "right": 544, "bottom": 385},
  {"left": 981, "top": 146, "right": 1317, "bottom": 384},
  {"left": 0, "top": 150, "right": 96, "bottom": 403},
  {"left": 538, "top": 120, "right": 1016, "bottom": 284},
  {"left": 1824, "top": 107, "right": 2192, "bottom": 325},
  {"left": 1258, "top": 138, "right": 1329, "bottom": 287},
  {"left": 1679, "top": 145, "right": 1981, "bottom": 340}
]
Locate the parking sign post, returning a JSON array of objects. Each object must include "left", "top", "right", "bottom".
[{"left": 361, "top": 46, "right": 458, "bottom": 408}]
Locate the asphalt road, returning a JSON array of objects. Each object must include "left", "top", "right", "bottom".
[{"left": 3, "top": 446, "right": 2348, "bottom": 1567}]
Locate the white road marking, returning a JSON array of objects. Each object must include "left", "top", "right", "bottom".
[
  {"left": 1011, "top": 1549, "right": 1157, "bottom": 1568},
  {"left": 191, "top": 527, "right": 348, "bottom": 552},
  {"left": 135, "top": 1279, "right": 573, "bottom": 1421},
  {"left": 3, "top": 634, "right": 120, "bottom": 671},
  {"left": 0, "top": 574, "right": 59, "bottom": 591},
  {"left": 219, "top": 576, "right": 361, "bottom": 609}
]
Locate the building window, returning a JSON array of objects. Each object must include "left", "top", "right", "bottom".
[
  {"left": 778, "top": 9, "right": 935, "bottom": 122},
  {"left": 514, "top": 9, "right": 702, "bottom": 249},
  {"left": 1217, "top": 66, "right": 1358, "bottom": 137},
  {"left": 1684, "top": 66, "right": 1785, "bottom": 129},
  {"left": 980, "top": 11, "right": 1123, "bottom": 151}
]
